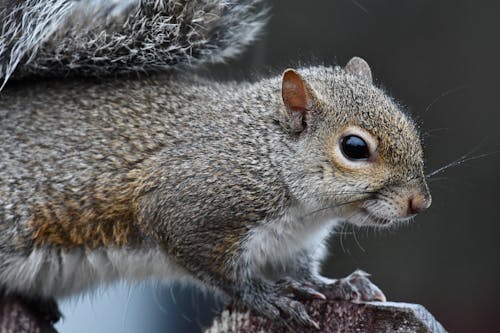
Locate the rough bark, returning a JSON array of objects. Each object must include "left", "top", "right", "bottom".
[
  {"left": 205, "top": 301, "right": 448, "bottom": 333},
  {"left": 0, "top": 296, "right": 448, "bottom": 333}
]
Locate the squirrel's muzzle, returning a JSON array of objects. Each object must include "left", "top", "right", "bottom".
[
  {"left": 407, "top": 192, "right": 432, "bottom": 215},
  {"left": 403, "top": 179, "right": 432, "bottom": 217}
]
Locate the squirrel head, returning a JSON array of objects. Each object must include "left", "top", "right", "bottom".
[{"left": 280, "top": 57, "right": 431, "bottom": 227}]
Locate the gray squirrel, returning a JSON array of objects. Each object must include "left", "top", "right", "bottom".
[{"left": 0, "top": 0, "right": 431, "bottom": 329}]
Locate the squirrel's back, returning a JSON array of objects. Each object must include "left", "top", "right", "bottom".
[{"left": 0, "top": 73, "right": 293, "bottom": 297}]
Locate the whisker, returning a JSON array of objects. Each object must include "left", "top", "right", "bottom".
[
  {"left": 351, "top": 224, "right": 365, "bottom": 252},
  {"left": 339, "top": 222, "right": 346, "bottom": 254},
  {"left": 334, "top": 222, "right": 355, "bottom": 236},
  {"left": 301, "top": 195, "right": 375, "bottom": 219},
  {"left": 426, "top": 176, "right": 447, "bottom": 183},
  {"left": 422, "top": 128, "right": 448, "bottom": 138},
  {"left": 349, "top": 0, "right": 369, "bottom": 14},
  {"left": 327, "top": 190, "right": 379, "bottom": 196},
  {"left": 426, "top": 151, "right": 500, "bottom": 178},
  {"left": 299, "top": 188, "right": 380, "bottom": 219},
  {"left": 337, "top": 210, "right": 361, "bottom": 254},
  {"left": 425, "top": 136, "right": 500, "bottom": 178},
  {"left": 423, "top": 86, "right": 467, "bottom": 114}
]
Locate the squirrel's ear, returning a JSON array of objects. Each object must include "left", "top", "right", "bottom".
[
  {"left": 281, "top": 69, "right": 314, "bottom": 133},
  {"left": 345, "top": 57, "right": 373, "bottom": 83}
]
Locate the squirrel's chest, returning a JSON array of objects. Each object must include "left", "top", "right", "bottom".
[{"left": 241, "top": 210, "right": 340, "bottom": 272}]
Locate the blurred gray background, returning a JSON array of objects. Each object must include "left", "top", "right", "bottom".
[{"left": 57, "top": 0, "right": 500, "bottom": 332}]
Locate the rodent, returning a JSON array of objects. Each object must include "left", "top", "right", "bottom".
[{"left": 0, "top": 0, "right": 432, "bottom": 329}]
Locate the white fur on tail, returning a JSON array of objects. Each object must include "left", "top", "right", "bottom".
[{"left": 0, "top": 0, "right": 267, "bottom": 89}]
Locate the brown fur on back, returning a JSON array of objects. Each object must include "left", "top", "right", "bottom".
[{"left": 29, "top": 174, "right": 143, "bottom": 249}]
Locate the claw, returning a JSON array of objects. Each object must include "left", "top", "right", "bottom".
[
  {"left": 302, "top": 288, "right": 327, "bottom": 300},
  {"left": 349, "top": 269, "right": 370, "bottom": 279},
  {"left": 277, "top": 278, "right": 326, "bottom": 301},
  {"left": 317, "top": 270, "right": 386, "bottom": 302},
  {"left": 242, "top": 279, "right": 326, "bottom": 331},
  {"left": 241, "top": 279, "right": 320, "bottom": 329},
  {"left": 362, "top": 282, "right": 386, "bottom": 302},
  {"left": 372, "top": 289, "right": 387, "bottom": 302}
]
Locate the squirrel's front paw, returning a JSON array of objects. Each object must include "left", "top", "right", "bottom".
[
  {"left": 240, "top": 279, "right": 320, "bottom": 329},
  {"left": 320, "top": 270, "right": 386, "bottom": 302}
]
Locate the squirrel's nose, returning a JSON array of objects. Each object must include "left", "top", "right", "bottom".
[{"left": 407, "top": 194, "right": 432, "bottom": 215}]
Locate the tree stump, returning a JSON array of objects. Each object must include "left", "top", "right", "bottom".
[
  {"left": 0, "top": 297, "right": 447, "bottom": 333},
  {"left": 205, "top": 301, "right": 448, "bottom": 333}
]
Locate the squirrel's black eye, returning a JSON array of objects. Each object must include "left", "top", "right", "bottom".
[{"left": 341, "top": 135, "right": 370, "bottom": 160}]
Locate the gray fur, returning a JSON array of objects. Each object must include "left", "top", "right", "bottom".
[
  {"left": 0, "top": 64, "right": 429, "bottom": 326},
  {"left": 0, "top": 0, "right": 431, "bottom": 328},
  {"left": 0, "top": 0, "right": 266, "bottom": 88}
]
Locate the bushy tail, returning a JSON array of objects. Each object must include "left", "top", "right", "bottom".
[{"left": 0, "top": 0, "right": 267, "bottom": 88}]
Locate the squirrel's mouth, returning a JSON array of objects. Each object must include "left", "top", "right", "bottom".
[
  {"left": 358, "top": 208, "right": 397, "bottom": 226},
  {"left": 359, "top": 208, "right": 415, "bottom": 227}
]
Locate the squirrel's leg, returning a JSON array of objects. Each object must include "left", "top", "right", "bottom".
[
  {"left": 285, "top": 251, "right": 386, "bottom": 302},
  {"left": 156, "top": 232, "right": 320, "bottom": 328}
]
